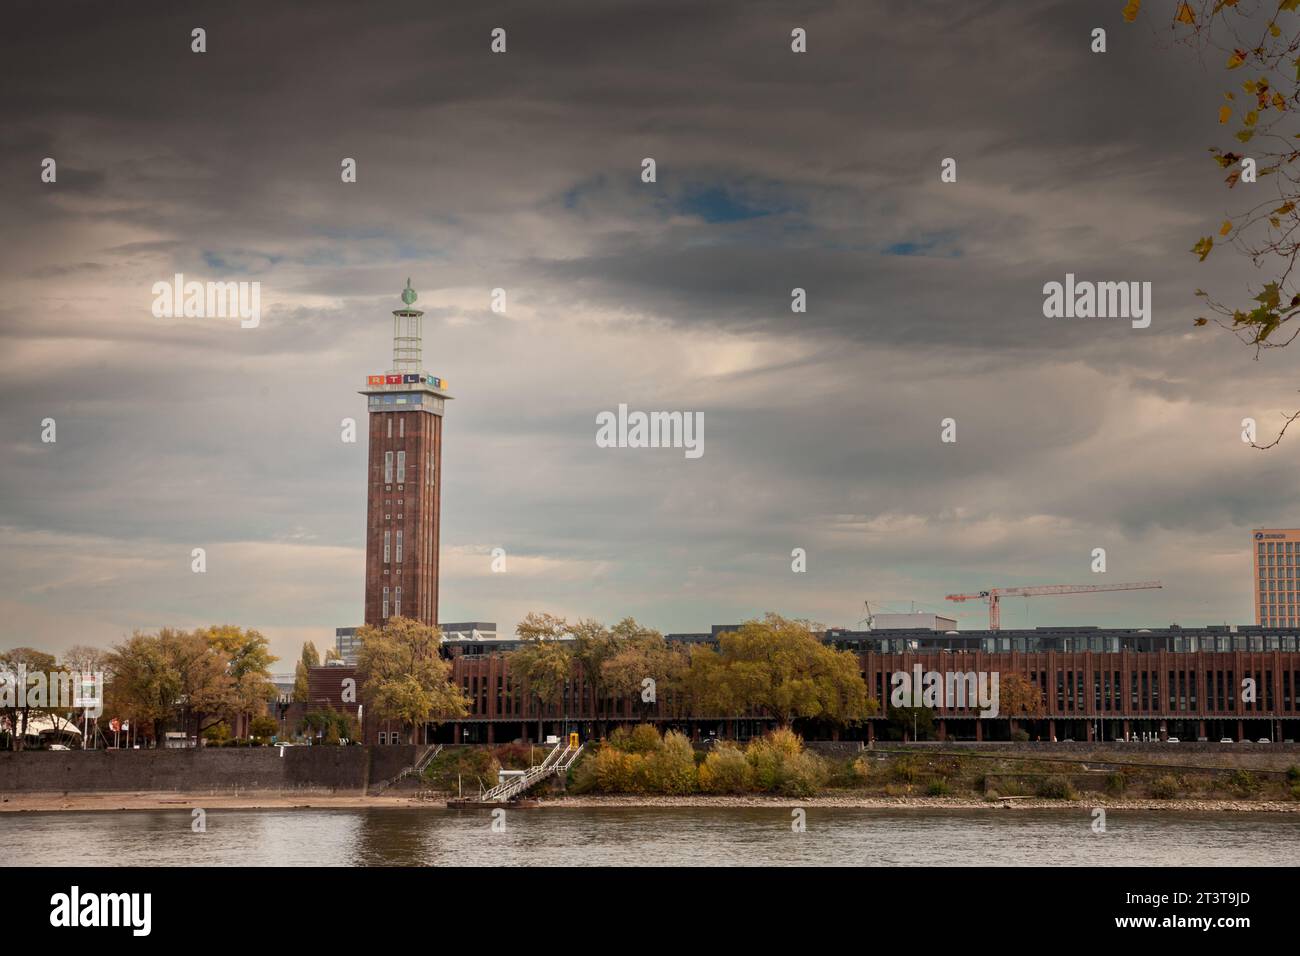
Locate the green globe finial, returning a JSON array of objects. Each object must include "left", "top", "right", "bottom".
[{"left": 401, "top": 278, "right": 417, "bottom": 307}]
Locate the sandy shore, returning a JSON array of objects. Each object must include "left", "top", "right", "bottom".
[
  {"left": 544, "top": 793, "right": 1300, "bottom": 812},
  {"left": 2, "top": 791, "right": 1298, "bottom": 813}
]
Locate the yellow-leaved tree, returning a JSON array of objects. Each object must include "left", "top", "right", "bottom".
[{"left": 356, "top": 617, "right": 467, "bottom": 745}]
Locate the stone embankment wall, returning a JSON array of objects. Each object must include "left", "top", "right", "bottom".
[{"left": 0, "top": 745, "right": 423, "bottom": 795}]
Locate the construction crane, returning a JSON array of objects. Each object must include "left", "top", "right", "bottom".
[{"left": 944, "top": 581, "right": 1162, "bottom": 630}]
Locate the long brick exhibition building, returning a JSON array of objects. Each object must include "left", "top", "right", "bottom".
[{"left": 318, "top": 283, "right": 1300, "bottom": 748}]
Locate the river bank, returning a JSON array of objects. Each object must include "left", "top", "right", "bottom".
[{"left": 3, "top": 790, "right": 1298, "bottom": 813}]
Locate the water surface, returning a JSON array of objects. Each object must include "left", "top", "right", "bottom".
[{"left": 3, "top": 807, "right": 1296, "bottom": 866}]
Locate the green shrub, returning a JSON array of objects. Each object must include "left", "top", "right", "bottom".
[
  {"left": 423, "top": 746, "right": 500, "bottom": 792},
  {"left": 777, "top": 751, "right": 828, "bottom": 797},
  {"left": 743, "top": 729, "right": 825, "bottom": 795},
  {"left": 927, "top": 780, "right": 950, "bottom": 797},
  {"left": 300, "top": 708, "right": 359, "bottom": 745},
  {"left": 1035, "top": 776, "right": 1076, "bottom": 800},
  {"left": 203, "top": 722, "right": 231, "bottom": 745},
  {"left": 643, "top": 731, "right": 697, "bottom": 794},
  {"left": 589, "top": 747, "right": 639, "bottom": 792},
  {"left": 1011, "top": 729, "right": 1030, "bottom": 742},
  {"left": 1286, "top": 765, "right": 1300, "bottom": 784},
  {"left": 995, "top": 778, "right": 1031, "bottom": 797},
  {"left": 829, "top": 755, "right": 871, "bottom": 788},
  {"left": 891, "top": 756, "right": 920, "bottom": 784},
  {"left": 1149, "top": 775, "right": 1182, "bottom": 799},
  {"left": 249, "top": 716, "right": 278, "bottom": 740},
  {"left": 492, "top": 743, "right": 535, "bottom": 770},
  {"left": 1227, "top": 769, "right": 1259, "bottom": 794},
  {"left": 851, "top": 756, "right": 873, "bottom": 785},
  {"left": 698, "top": 744, "right": 753, "bottom": 793},
  {"left": 608, "top": 724, "right": 662, "bottom": 755},
  {"left": 1105, "top": 772, "right": 1127, "bottom": 796},
  {"left": 748, "top": 733, "right": 795, "bottom": 790}
]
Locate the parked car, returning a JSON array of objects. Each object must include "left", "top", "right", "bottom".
[
  {"left": 1165, "top": 737, "right": 1180, "bottom": 743},
  {"left": 47, "top": 743, "right": 71, "bottom": 751},
  {"left": 1257, "top": 738, "right": 1271, "bottom": 744},
  {"left": 1219, "top": 737, "right": 1234, "bottom": 743}
]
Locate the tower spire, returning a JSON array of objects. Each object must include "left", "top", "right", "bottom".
[{"left": 392, "top": 279, "right": 424, "bottom": 373}]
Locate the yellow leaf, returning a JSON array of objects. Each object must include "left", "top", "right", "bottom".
[
  {"left": 1227, "top": 50, "right": 1246, "bottom": 69},
  {"left": 1270, "top": 23, "right": 1282, "bottom": 38},
  {"left": 1220, "top": 220, "right": 1232, "bottom": 236},
  {"left": 1123, "top": 0, "right": 1141, "bottom": 23},
  {"left": 1219, "top": 104, "right": 1232, "bottom": 123},
  {"left": 1274, "top": 92, "right": 1286, "bottom": 110},
  {"left": 1246, "top": 110, "right": 1259, "bottom": 126},
  {"left": 1176, "top": 2, "right": 1195, "bottom": 24}
]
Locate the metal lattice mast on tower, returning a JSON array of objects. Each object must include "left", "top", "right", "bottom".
[{"left": 391, "top": 277, "right": 423, "bottom": 373}]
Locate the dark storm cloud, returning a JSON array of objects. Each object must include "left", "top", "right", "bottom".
[{"left": 0, "top": 0, "right": 1296, "bottom": 655}]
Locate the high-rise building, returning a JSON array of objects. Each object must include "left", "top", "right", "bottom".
[
  {"left": 360, "top": 280, "right": 452, "bottom": 627},
  {"left": 1252, "top": 529, "right": 1300, "bottom": 627}
]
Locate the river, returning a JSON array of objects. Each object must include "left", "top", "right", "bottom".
[{"left": 3, "top": 807, "right": 1297, "bottom": 866}]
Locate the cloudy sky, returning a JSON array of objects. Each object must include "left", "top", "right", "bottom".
[{"left": 3, "top": 0, "right": 1298, "bottom": 664}]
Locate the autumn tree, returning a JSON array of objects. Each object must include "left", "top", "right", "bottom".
[
  {"left": 1129, "top": 1, "right": 1300, "bottom": 444},
  {"left": 998, "top": 672, "right": 1045, "bottom": 737},
  {"left": 0, "top": 647, "right": 58, "bottom": 750},
  {"left": 195, "top": 625, "right": 277, "bottom": 738},
  {"left": 293, "top": 641, "right": 320, "bottom": 703},
  {"left": 166, "top": 629, "right": 237, "bottom": 743},
  {"left": 571, "top": 618, "right": 618, "bottom": 736},
  {"left": 685, "top": 615, "right": 876, "bottom": 728},
  {"left": 508, "top": 613, "right": 573, "bottom": 742},
  {"left": 514, "top": 611, "right": 570, "bottom": 642},
  {"left": 602, "top": 623, "right": 688, "bottom": 720},
  {"left": 60, "top": 645, "right": 108, "bottom": 676},
  {"left": 107, "top": 630, "right": 186, "bottom": 745},
  {"left": 355, "top": 617, "right": 467, "bottom": 745}
]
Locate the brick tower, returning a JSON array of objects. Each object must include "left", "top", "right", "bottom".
[{"left": 360, "top": 280, "right": 451, "bottom": 626}]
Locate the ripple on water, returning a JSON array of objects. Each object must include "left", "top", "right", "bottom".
[{"left": 2, "top": 807, "right": 1297, "bottom": 866}]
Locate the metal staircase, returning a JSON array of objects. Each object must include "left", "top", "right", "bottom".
[
  {"left": 474, "top": 740, "right": 585, "bottom": 803},
  {"left": 370, "top": 744, "right": 443, "bottom": 794}
]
